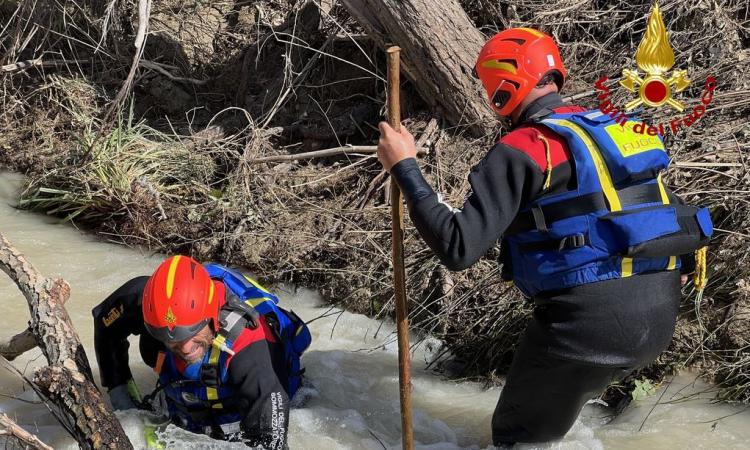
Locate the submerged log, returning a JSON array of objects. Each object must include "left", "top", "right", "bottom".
[
  {"left": 0, "top": 232, "right": 132, "bottom": 449},
  {"left": 341, "top": 0, "right": 496, "bottom": 137}
]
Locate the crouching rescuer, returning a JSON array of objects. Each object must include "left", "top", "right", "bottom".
[
  {"left": 377, "top": 28, "right": 713, "bottom": 445},
  {"left": 92, "top": 255, "right": 311, "bottom": 449}
]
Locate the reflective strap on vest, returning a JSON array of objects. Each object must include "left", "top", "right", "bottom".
[
  {"left": 205, "top": 335, "right": 225, "bottom": 404},
  {"left": 544, "top": 119, "right": 623, "bottom": 211},
  {"left": 506, "top": 183, "right": 665, "bottom": 235},
  {"left": 154, "top": 351, "right": 166, "bottom": 375},
  {"left": 656, "top": 174, "right": 678, "bottom": 270}
]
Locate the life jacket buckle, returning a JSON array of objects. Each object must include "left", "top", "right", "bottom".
[{"left": 558, "top": 233, "right": 587, "bottom": 250}]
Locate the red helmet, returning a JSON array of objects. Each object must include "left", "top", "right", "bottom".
[
  {"left": 142, "top": 255, "right": 222, "bottom": 343},
  {"left": 474, "top": 28, "right": 567, "bottom": 116}
]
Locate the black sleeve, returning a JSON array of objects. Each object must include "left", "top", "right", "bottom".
[
  {"left": 390, "top": 144, "right": 546, "bottom": 271},
  {"left": 226, "top": 341, "right": 290, "bottom": 450},
  {"left": 92, "top": 276, "right": 150, "bottom": 389}
]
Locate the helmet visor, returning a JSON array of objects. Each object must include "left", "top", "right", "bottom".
[{"left": 144, "top": 319, "right": 210, "bottom": 344}]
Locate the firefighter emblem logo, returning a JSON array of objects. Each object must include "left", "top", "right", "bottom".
[
  {"left": 619, "top": 2, "right": 690, "bottom": 111},
  {"left": 164, "top": 306, "right": 177, "bottom": 327}
]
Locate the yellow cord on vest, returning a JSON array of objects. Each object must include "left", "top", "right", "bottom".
[
  {"left": 694, "top": 246, "right": 708, "bottom": 292},
  {"left": 538, "top": 133, "right": 553, "bottom": 191}
]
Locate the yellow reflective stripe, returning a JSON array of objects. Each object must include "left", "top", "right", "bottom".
[
  {"left": 244, "top": 297, "right": 274, "bottom": 308},
  {"left": 165, "top": 255, "right": 182, "bottom": 299},
  {"left": 621, "top": 257, "right": 633, "bottom": 277},
  {"left": 243, "top": 275, "right": 271, "bottom": 294},
  {"left": 205, "top": 335, "right": 228, "bottom": 403},
  {"left": 208, "top": 280, "right": 215, "bottom": 305},
  {"left": 519, "top": 27, "right": 543, "bottom": 38},
  {"left": 209, "top": 336, "right": 225, "bottom": 365},
  {"left": 545, "top": 119, "right": 622, "bottom": 211},
  {"left": 656, "top": 174, "right": 670, "bottom": 204},
  {"left": 658, "top": 175, "right": 677, "bottom": 270},
  {"left": 212, "top": 402, "right": 223, "bottom": 409},
  {"left": 480, "top": 60, "right": 517, "bottom": 74}
]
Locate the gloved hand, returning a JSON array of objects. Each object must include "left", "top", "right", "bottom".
[{"left": 109, "top": 379, "right": 141, "bottom": 411}]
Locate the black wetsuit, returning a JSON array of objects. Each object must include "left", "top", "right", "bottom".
[
  {"left": 391, "top": 93, "right": 683, "bottom": 444},
  {"left": 92, "top": 276, "right": 290, "bottom": 449}
]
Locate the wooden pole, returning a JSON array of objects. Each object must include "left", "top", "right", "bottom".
[{"left": 386, "top": 45, "right": 414, "bottom": 450}]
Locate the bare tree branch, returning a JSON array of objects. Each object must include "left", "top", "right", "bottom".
[
  {"left": 0, "top": 413, "right": 53, "bottom": 450},
  {"left": 0, "top": 328, "right": 37, "bottom": 361}
]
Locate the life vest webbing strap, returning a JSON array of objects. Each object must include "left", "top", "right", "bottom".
[
  {"left": 657, "top": 174, "right": 678, "bottom": 270},
  {"left": 154, "top": 351, "right": 166, "bottom": 375},
  {"left": 506, "top": 183, "right": 663, "bottom": 235}
]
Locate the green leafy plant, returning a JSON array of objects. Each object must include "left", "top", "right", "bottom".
[{"left": 631, "top": 378, "right": 657, "bottom": 401}]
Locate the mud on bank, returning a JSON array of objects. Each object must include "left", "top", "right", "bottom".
[{"left": 1, "top": 0, "right": 749, "bottom": 407}]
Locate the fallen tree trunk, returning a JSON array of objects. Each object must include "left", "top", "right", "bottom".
[
  {"left": 0, "top": 232, "right": 132, "bottom": 449},
  {"left": 341, "top": 0, "right": 496, "bottom": 137}
]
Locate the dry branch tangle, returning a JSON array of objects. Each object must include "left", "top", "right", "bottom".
[{"left": 0, "top": 232, "right": 133, "bottom": 449}]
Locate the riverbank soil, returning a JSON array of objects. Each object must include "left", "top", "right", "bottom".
[{"left": 1, "top": 0, "right": 749, "bottom": 409}]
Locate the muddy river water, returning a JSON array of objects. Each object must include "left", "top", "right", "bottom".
[{"left": 0, "top": 171, "right": 747, "bottom": 449}]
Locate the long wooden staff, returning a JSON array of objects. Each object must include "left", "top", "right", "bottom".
[{"left": 386, "top": 45, "right": 414, "bottom": 450}]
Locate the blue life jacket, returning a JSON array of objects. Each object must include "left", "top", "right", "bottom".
[
  {"left": 503, "top": 110, "right": 713, "bottom": 297},
  {"left": 204, "top": 263, "right": 312, "bottom": 397},
  {"left": 155, "top": 264, "right": 312, "bottom": 437}
]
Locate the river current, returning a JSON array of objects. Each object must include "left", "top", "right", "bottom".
[{"left": 0, "top": 171, "right": 747, "bottom": 449}]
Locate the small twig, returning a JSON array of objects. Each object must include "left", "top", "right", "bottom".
[
  {"left": 247, "top": 145, "right": 429, "bottom": 164},
  {"left": 260, "top": 34, "right": 335, "bottom": 128},
  {"left": 0, "top": 413, "right": 53, "bottom": 450},
  {"left": 140, "top": 60, "right": 210, "bottom": 85},
  {"left": 639, "top": 375, "right": 674, "bottom": 432},
  {"left": 562, "top": 90, "right": 598, "bottom": 102},
  {"left": 1, "top": 58, "right": 89, "bottom": 73},
  {"left": 672, "top": 162, "right": 743, "bottom": 168}
]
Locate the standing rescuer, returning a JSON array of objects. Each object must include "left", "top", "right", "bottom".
[
  {"left": 377, "top": 28, "right": 712, "bottom": 445},
  {"left": 92, "top": 255, "right": 311, "bottom": 449}
]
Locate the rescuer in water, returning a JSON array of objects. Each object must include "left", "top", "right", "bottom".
[
  {"left": 377, "top": 28, "right": 712, "bottom": 445},
  {"left": 93, "top": 255, "right": 311, "bottom": 449}
]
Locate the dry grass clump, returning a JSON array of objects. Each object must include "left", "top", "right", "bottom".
[
  {"left": 1, "top": 0, "right": 749, "bottom": 405},
  {"left": 19, "top": 110, "right": 217, "bottom": 223}
]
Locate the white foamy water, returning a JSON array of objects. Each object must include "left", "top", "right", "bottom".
[{"left": 0, "top": 171, "right": 747, "bottom": 449}]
